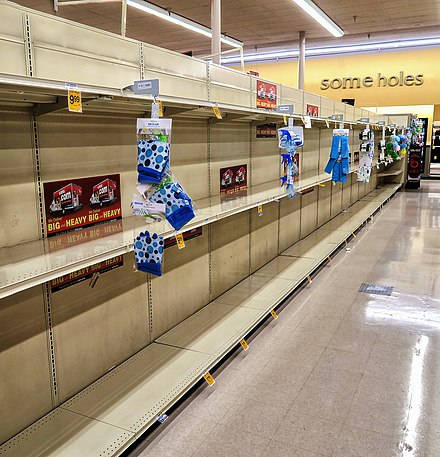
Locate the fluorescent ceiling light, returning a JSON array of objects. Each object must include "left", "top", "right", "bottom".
[
  {"left": 127, "top": 0, "right": 242, "bottom": 48},
  {"left": 291, "top": 0, "right": 343, "bottom": 38},
  {"left": 221, "top": 37, "right": 440, "bottom": 64}
]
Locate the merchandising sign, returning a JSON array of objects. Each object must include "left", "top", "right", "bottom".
[
  {"left": 50, "top": 255, "right": 124, "bottom": 292},
  {"left": 256, "top": 80, "right": 277, "bottom": 109},
  {"left": 321, "top": 72, "right": 424, "bottom": 90},
  {"left": 43, "top": 174, "right": 122, "bottom": 237}
]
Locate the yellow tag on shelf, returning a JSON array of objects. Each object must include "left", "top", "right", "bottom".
[
  {"left": 352, "top": 232, "right": 357, "bottom": 238},
  {"left": 325, "top": 119, "right": 329, "bottom": 128},
  {"left": 68, "top": 89, "right": 82, "bottom": 113},
  {"left": 328, "top": 255, "right": 332, "bottom": 263},
  {"left": 318, "top": 183, "right": 326, "bottom": 187},
  {"left": 212, "top": 103, "right": 222, "bottom": 119},
  {"left": 258, "top": 205, "right": 263, "bottom": 216},
  {"left": 175, "top": 233, "right": 185, "bottom": 249},
  {"left": 204, "top": 372, "right": 215, "bottom": 386},
  {"left": 157, "top": 100, "right": 163, "bottom": 117},
  {"left": 307, "top": 275, "right": 312, "bottom": 284},
  {"left": 270, "top": 309, "right": 278, "bottom": 320},
  {"left": 283, "top": 115, "right": 287, "bottom": 125},
  {"left": 349, "top": 123, "right": 353, "bottom": 130},
  {"left": 240, "top": 339, "right": 249, "bottom": 351}
]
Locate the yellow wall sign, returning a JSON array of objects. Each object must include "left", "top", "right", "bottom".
[{"left": 68, "top": 90, "right": 82, "bottom": 113}]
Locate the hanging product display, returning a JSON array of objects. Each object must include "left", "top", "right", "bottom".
[
  {"left": 133, "top": 117, "right": 195, "bottom": 231},
  {"left": 278, "top": 121, "right": 304, "bottom": 198},
  {"left": 137, "top": 139, "right": 170, "bottom": 184},
  {"left": 357, "top": 127, "right": 375, "bottom": 183},
  {"left": 133, "top": 114, "right": 195, "bottom": 276},
  {"left": 324, "top": 129, "right": 350, "bottom": 182},
  {"left": 134, "top": 231, "right": 164, "bottom": 276},
  {"left": 398, "top": 133, "right": 409, "bottom": 155},
  {"left": 150, "top": 179, "right": 195, "bottom": 231}
]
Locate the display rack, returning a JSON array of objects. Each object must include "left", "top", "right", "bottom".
[
  {"left": 0, "top": 183, "right": 400, "bottom": 457},
  {"left": 0, "top": 167, "right": 362, "bottom": 300},
  {"left": 0, "top": 0, "right": 395, "bottom": 449}
]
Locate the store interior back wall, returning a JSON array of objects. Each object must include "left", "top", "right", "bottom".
[{"left": 237, "top": 48, "right": 440, "bottom": 107}]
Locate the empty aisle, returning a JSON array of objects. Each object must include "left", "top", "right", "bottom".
[{"left": 128, "top": 181, "right": 440, "bottom": 457}]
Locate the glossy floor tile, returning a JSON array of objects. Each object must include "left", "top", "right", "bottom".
[{"left": 129, "top": 181, "right": 440, "bottom": 457}]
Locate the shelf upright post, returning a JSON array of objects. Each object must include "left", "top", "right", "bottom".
[{"left": 211, "top": 0, "right": 221, "bottom": 65}]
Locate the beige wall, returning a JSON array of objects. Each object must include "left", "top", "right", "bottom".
[{"left": 241, "top": 48, "right": 440, "bottom": 107}]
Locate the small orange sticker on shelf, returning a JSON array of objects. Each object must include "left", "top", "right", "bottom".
[
  {"left": 212, "top": 103, "right": 222, "bottom": 119},
  {"left": 204, "top": 372, "right": 215, "bottom": 386},
  {"left": 240, "top": 339, "right": 249, "bottom": 351},
  {"left": 175, "top": 233, "right": 185, "bottom": 249},
  {"left": 157, "top": 100, "right": 163, "bottom": 117}
]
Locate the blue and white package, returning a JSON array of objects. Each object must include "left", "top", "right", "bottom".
[
  {"left": 134, "top": 231, "right": 164, "bottom": 276},
  {"left": 324, "top": 131, "right": 350, "bottom": 183},
  {"left": 150, "top": 181, "right": 195, "bottom": 231},
  {"left": 137, "top": 139, "right": 170, "bottom": 184}
]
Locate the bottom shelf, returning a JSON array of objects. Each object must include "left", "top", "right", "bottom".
[{"left": 0, "top": 183, "right": 401, "bottom": 457}]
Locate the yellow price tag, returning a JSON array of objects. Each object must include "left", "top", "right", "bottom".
[
  {"left": 258, "top": 204, "right": 263, "bottom": 216},
  {"left": 68, "top": 89, "right": 82, "bottom": 113},
  {"left": 318, "top": 183, "right": 326, "bottom": 187},
  {"left": 349, "top": 123, "right": 353, "bottom": 130},
  {"left": 352, "top": 232, "right": 357, "bottom": 238},
  {"left": 270, "top": 309, "right": 278, "bottom": 320},
  {"left": 175, "top": 233, "right": 185, "bottom": 249},
  {"left": 307, "top": 275, "right": 312, "bottom": 284},
  {"left": 325, "top": 119, "right": 329, "bottom": 128},
  {"left": 204, "top": 372, "right": 215, "bottom": 386},
  {"left": 212, "top": 103, "right": 222, "bottom": 119},
  {"left": 240, "top": 339, "right": 249, "bottom": 351},
  {"left": 328, "top": 255, "right": 332, "bottom": 263},
  {"left": 283, "top": 115, "right": 287, "bottom": 125},
  {"left": 157, "top": 100, "right": 163, "bottom": 118}
]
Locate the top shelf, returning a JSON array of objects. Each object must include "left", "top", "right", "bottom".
[
  {"left": 0, "top": 167, "right": 354, "bottom": 300},
  {"left": 0, "top": 72, "right": 390, "bottom": 128}
]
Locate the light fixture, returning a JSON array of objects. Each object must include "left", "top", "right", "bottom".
[
  {"left": 291, "top": 0, "right": 343, "bottom": 38},
  {"left": 221, "top": 37, "right": 440, "bottom": 64},
  {"left": 127, "top": 0, "right": 243, "bottom": 48}
]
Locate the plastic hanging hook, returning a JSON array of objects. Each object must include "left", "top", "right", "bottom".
[{"left": 151, "top": 95, "right": 160, "bottom": 120}]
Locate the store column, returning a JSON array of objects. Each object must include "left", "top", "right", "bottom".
[
  {"left": 211, "top": 0, "right": 221, "bottom": 64},
  {"left": 298, "top": 31, "right": 305, "bottom": 90}
]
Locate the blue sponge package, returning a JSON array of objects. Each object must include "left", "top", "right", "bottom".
[
  {"left": 150, "top": 181, "right": 195, "bottom": 231},
  {"left": 134, "top": 231, "right": 164, "bottom": 276},
  {"left": 137, "top": 139, "right": 170, "bottom": 184}
]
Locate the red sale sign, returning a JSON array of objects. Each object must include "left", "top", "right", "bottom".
[
  {"left": 256, "top": 80, "right": 277, "bottom": 109},
  {"left": 43, "top": 174, "right": 122, "bottom": 237}
]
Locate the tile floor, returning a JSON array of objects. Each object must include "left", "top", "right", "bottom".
[{"left": 128, "top": 181, "right": 440, "bottom": 457}]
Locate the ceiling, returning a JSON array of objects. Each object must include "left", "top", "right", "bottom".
[{"left": 13, "top": 0, "right": 440, "bottom": 56}]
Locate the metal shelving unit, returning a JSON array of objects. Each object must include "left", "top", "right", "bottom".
[
  {"left": 0, "top": 167, "right": 361, "bottom": 300},
  {"left": 0, "top": 1, "right": 396, "bottom": 450},
  {"left": 0, "top": 183, "right": 401, "bottom": 457}
]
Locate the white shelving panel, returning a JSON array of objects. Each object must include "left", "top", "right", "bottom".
[
  {"left": 0, "top": 183, "right": 401, "bottom": 457},
  {"left": 377, "top": 170, "right": 404, "bottom": 178},
  {"left": 0, "top": 168, "right": 359, "bottom": 300}
]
